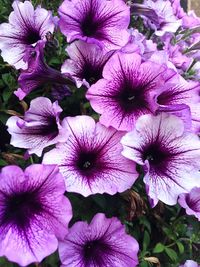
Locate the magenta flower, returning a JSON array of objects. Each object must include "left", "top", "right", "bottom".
[
  {"left": 6, "top": 97, "right": 67, "bottom": 157},
  {"left": 170, "top": 0, "right": 185, "bottom": 20},
  {"left": 15, "top": 42, "right": 72, "bottom": 100},
  {"left": 178, "top": 187, "right": 200, "bottom": 221},
  {"left": 121, "top": 113, "right": 200, "bottom": 207},
  {"left": 141, "top": 0, "right": 182, "bottom": 36},
  {"left": 157, "top": 104, "right": 192, "bottom": 131},
  {"left": 0, "top": 164, "right": 72, "bottom": 266},
  {"left": 61, "top": 40, "right": 114, "bottom": 88},
  {"left": 59, "top": 213, "right": 139, "bottom": 267},
  {"left": 58, "top": 0, "right": 130, "bottom": 51},
  {"left": 179, "top": 260, "right": 199, "bottom": 267},
  {"left": 0, "top": 1, "right": 55, "bottom": 69},
  {"left": 162, "top": 36, "right": 192, "bottom": 72},
  {"left": 182, "top": 11, "right": 200, "bottom": 29},
  {"left": 157, "top": 77, "right": 200, "bottom": 133},
  {"left": 43, "top": 115, "right": 138, "bottom": 196},
  {"left": 86, "top": 52, "right": 167, "bottom": 131},
  {"left": 121, "top": 28, "right": 157, "bottom": 58}
]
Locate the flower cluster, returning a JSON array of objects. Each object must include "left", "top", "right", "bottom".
[{"left": 0, "top": 0, "right": 200, "bottom": 266}]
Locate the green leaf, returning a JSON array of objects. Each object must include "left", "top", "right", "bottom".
[
  {"left": 163, "top": 226, "right": 177, "bottom": 241},
  {"left": 83, "top": 102, "right": 91, "bottom": 109},
  {"left": 2, "top": 89, "right": 12, "bottom": 102},
  {"left": 0, "top": 159, "right": 7, "bottom": 166},
  {"left": 139, "top": 216, "right": 151, "bottom": 232},
  {"left": 153, "top": 243, "right": 165, "bottom": 253},
  {"left": 140, "top": 261, "right": 149, "bottom": 267},
  {"left": 0, "top": 257, "right": 13, "bottom": 266},
  {"left": 165, "top": 247, "right": 178, "bottom": 262},
  {"left": 176, "top": 241, "right": 184, "bottom": 254},
  {"left": 2, "top": 73, "right": 16, "bottom": 89},
  {"left": 143, "top": 230, "right": 150, "bottom": 251}
]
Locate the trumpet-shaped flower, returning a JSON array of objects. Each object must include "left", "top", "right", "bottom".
[
  {"left": 58, "top": 0, "right": 130, "bottom": 51},
  {"left": 179, "top": 260, "right": 199, "bottom": 267},
  {"left": 87, "top": 52, "right": 167, "bottom": 131},
  {"left": 157, "top": 77, "right": 200, "bottom": 133},
  {"left": 140, "top": 0, "right": 182, "bottom": 36},
  {"left": 6, "top": 97, "right": 67, "bottom": 157},
  {"left": 0, "top": 164, "right": 72, "bottom": 266},
  {"left": 61, "top": 40, "right": 114, "bottom": 88},
  {"left": 15, "top": 42, "right": 72, "bottom": 100},
  {"left": 0, "top": 1, "right": 55, "bottom": 69},
  {"left": 121, "top": 113, "right": 200, "bottom": 207},
  {"left": 59, "top": 213, "right": 139, "bottom": 267},
  {"left": 43, "top": 115, "right": 138, "bottom": 196},
  {"left": 178, "top": 187, "right": 200, "bottom": 221}
]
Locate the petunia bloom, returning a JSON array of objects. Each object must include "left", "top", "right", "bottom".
[
  {"left": 86, "top": 52, "right": 167, "bottom": 131},
  {"left": 15, "top": 42, "right": 73, "bottom": 100},
  {"left": 43, "top": 115, "right": 138, "bottom": 196},
  {"left": 58, "top": 213, "right": 139, "bottom": 267},
  {"left": 6, "top": 97, "right": 67, "bottom": 157},
  {"left": 178, "top": 187, "right": 200, "bottom": 221},
  {"left": 157, "top": 76, "right": 200, "bottom": 133},
  {"left": 121, "top": 28, "right": 157, "bottom": 58},
  {"left": 0, "top": 0, "right": 55, "bottom": 69},
  {"left": 58, "top": 0, "right": 130, "bottom": 51},
  {"left": 137, "top": 0, "right": 182, "bottom": 36},
  {"left": 121, "top": 113, "right": 200, "bottom": 207},
  {"left": 0, "top": 164, "right": 72, "bottom": 266},
  {"left": 179, "top": 260, "right": 199, "bottom": 267},
  {"left": 61, "top": 40, "right": 114, "bottom": 88}
]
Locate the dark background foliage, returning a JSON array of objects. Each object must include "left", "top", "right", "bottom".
[{"left": 0, "top": 0, "right": 199, "bottom": 266}]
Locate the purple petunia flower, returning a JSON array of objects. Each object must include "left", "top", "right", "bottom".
[
  {"left": 144, "top": 0, "right": 182, "bottom": 36},
  {"left": 173, "top": 0, "right": 200, "bottom": 30},
  {"left": 182, "top": 11, "right": 200, "bottom": 29},
  {"left": 121, "top": 28, "right": 157, "bottom": 58},
  {"left": 157, "top": 76, "right": 200, "bottom": 133},
  {"left": 43, "top": 115, "right": 138, "bottom": 196},
  {"left": 132, "top": 0, "right": 181, "bottom": 36},
  {"left": 157, "top": 104, "right": 192, "bottom": 132},
  {"left": 160, "top": 35, "right": 192, "bottom": 74},
  {"left": 178, "top": 187, "right": 200, "bottom": 221},
  {"left": 0, "top": 1, "right": 55, "bottom": 69},
  {"left": 170, "top": 0, "right": 185, "bottom": 20},
  {"left": 121, "top": 113, "right": 200, "bottom": 207},
  {"left": 58, "top": 213, "right": 139, "bottom": 267},
  {"left": 61, "top": 40, "right": 114, "bottom": 88},
  {"left": 15, "top": 42, "right": 73, "bottom": 100},
  {"left": 179, "top": 260, "right": 199, "bottom": 267},
  {"left": 86, "top": 52, "right": 167, "bottom": 131},
  {"left": 191, "top": 61, "right": 200, "bottom": 81},
  {"left": 6, "top": 97, "right": 67, "bottom": 157},
  {"left": 0, "top": 164, "right": 72, "bottom": 266},
  {"left": 58, "top": 0, "right": 130, "bottom": 51}
]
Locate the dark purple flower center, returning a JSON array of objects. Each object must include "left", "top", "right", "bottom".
[
  {"left": 77, "top": 151, "right": 98, "bottom": 174},
  {"left": 40, "top": 116, "right": 59, "bottom": 138},
  {"left": 116, "top": 79, "right": 148, "bottom": 113},
  {"left": 27, "top": 116, "right": 59, "bottom": 139},
  {"left": 24, "top": 29, "right": 41, "bottom": 45},
  {"left": 186, "top": 195, "right": 200, "bottom": 212},
  {"left": 81, "top": 16, "right": 100, "bottom": 37},
  {"left": 80, "top": 63, "right": 103, "bottom": 85},
  {"left": 2, "top": 191, "right": 42, "bottom": 229},
  {"left": 83, "top": 238, "right": 112, "bottom": 265},
  {"left": 142, "top": 144, "right": 169, "bottom": 167},
  {"left": 80, "top": 3, "right": 111, "bottom": 40},
  {"left": 157, "top": 91, "right": 172, "bottom": 105}
]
